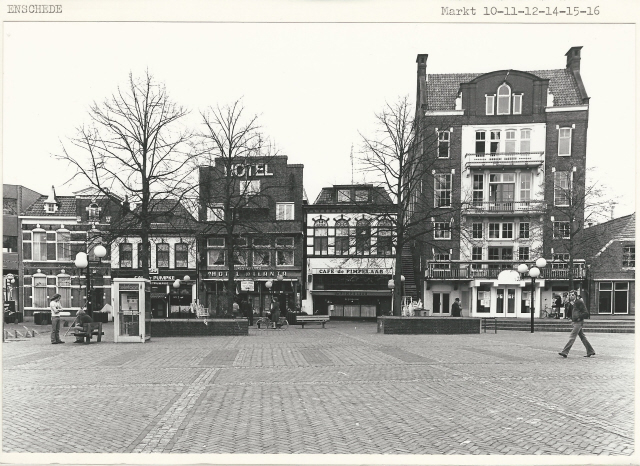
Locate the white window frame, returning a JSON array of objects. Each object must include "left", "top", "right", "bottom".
[
  {"left": 434, "top": 173, "right": 452, "bottom": 208},
  {"left": 520, "top": 173, "right": 531, "bottom": 202},
  {"left": 554, "top": 171, "right": 571, "bottom": 207},
  {"left": 520, "top": 129, "right": 531, "bottom": 153},
  {"left": 558, "top": 127, "right": 572, "bottom": 156},
  {"left": 475, "top": 131, "right": 486, "bottom": 154},
  {"left": 276, "top": 249, "right": 294, "bottom": 266},
  {"left": 276, "top": 202, "right": 294, "bottom": 221},
  {"left": 207, "top": 204, "right": 225, "bottom": 221},
  {"left": 519, "top": 222, "right": 530, "bottom": 239},
  {"left": 504, "top": 130, "right": 516, "bottom": 153},
  {"left": 497, "top": 83, "right": 511, "bottom": 115},
  {"left": 433, "top": 222, "right": 451, "bottom": 240},
  {"left": 471, "top": 246, "right": 483, "bottom": 261},
  {"left": 472, "top": 222, "right": 483, "bottom": 239},
  {"left": 490, "top": 131, "right": 501, "bottom": 154},
  {"left": 485, "top": 95, "right": 495, "bottom": 115},
  {"left": 438, "top": 130, "right": 450, "bottom": 159},
  {"left": 518, "top": 246, "right": 530, "bottom": 261},
  {"left": 623, "top": 246, "right": 635, "bottom": 268},
  {"left": 488, "top": 222, "right": 514, "bottom": 239},
  {"left": 513, "top": 94, "right": 523, "bottom": 115},
  {"left": 240, "top": 180, "right": 261, "bottom": 197}
]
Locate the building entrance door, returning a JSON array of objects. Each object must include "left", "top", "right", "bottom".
[
  {"left": 496, "top": 288, "right": 504, "bottom": 314},
  {"left": 433, "top": 292, "right": 450, "bottom": 314},
  {"left": 507, "top": 288, "right": 516, "bottom": 314}
]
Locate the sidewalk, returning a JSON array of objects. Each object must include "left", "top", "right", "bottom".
[{"left": 2, "top": 320, "right": 635, "bottom": 459}]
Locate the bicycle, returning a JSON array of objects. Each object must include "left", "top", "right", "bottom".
[
  {"left": 539, "top": 306, "right": 559, "bottom": 319},
  {"left": 256, "top": 316, "right": 289, "bottom": 329}
]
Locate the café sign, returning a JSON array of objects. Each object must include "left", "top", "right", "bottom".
[{"left": 312, "top": 268, "right": 393, "bottom": 275}]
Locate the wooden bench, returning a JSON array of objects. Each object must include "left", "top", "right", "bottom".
[
  {"left": 72, "top": 322, "right": 104, "bottom": 343},
  {"left": 295, "top": 315, "right": 330, "bottom": 329}
]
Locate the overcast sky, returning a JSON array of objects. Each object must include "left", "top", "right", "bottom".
[{"left": 3, "top": 21, "right": 635, "bottom": 217}]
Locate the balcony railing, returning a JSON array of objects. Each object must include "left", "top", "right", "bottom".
[
  {"left": 426, "top": 261, "right": 586, "bottom": 280},
  {"left": 468, "top": 200, "right": 547, "bottom": 214},
  {"left": 465, "top": 151, "right": 544, "bottom": 167}
]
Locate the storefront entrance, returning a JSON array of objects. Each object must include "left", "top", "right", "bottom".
[{"left": 432, "top": 292, "right": 450, "bottom": 315}]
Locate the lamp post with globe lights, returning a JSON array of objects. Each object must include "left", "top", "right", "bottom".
[
  {"left": 74, "top": 244, "right": 107, "bottom": 316},
  {"left": 387, "top": 275, "right": 405, "bottom": 316},
  {"left": 517, "top": 258, "right": 547, "bottom": 333},
  {"left": 172, "top": 275, "right": 191, "bottom": 317}
]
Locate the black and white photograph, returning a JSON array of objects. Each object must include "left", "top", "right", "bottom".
[{"left": 2, "top": 1, "right": 637, "bottom": 464}]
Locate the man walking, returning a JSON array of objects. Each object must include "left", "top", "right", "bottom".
[
  {"left": 451, "top": 298, "right": 462, "bottom": 317},
  {"left": 559, "top": 292, "right": 595, "bottom": 358}
]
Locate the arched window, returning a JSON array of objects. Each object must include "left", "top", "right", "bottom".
[
  {"left": 377, "top": 219, "right": 393, "bottom": 256},
  {"left": 335, "top": 219, "right": 350, "bottom": 255},
  {"left": 313, "top": 219, "right": 328, "bottom": 255},
  {"left": 355, "top": 219, "right": 371, "bottom": 255},
  {"left": 497, "top": 83, "right": 511, "bottom": 115}
]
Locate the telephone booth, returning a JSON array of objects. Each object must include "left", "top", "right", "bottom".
[{"left": 113, "top": 278, "right": 151, "bottom": 343}]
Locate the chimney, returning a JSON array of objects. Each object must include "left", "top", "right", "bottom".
[
  {"left": 122, "top": 195, "right": 130, "bottom": 213},
  {"left": 565, "top": 46, "right": 582, "bottom": 72},
  {"left": 416, "top": 54, "right": 429, "bottom": 111}
]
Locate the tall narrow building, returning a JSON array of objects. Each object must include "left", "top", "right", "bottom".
[{"left": 416, "top": 47, "right": 589, "bottom": 318}]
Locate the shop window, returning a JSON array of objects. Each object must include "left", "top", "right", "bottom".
[
  {"left": 156, "top": 243, "right": 170, "bottom": 269},
  {"left": 623, "top": 246, "right": 635, "bottom": 267},
  {"left": 356, "top": 219, "right": 371, "bottom": 255},
  {"left": 313, "top": 219, "right": 328, "bottom": 255},
  {"left": 175, "top": 243, "right": 189, "bottom": 268},
  {"left": 438, "top": 131, "right": 450, "bottom": 158},
  {"left": 599, "top": 282, "right": 629, "bottom": 314},
  {"left": 120, "top": 243, "right": 133, "bottom": 268},
  {"left": 276, "top": 203, "right": 294, "bottom": 220},
  {"left": 334, "top": 219, "right": 350, "bottom": 255}
]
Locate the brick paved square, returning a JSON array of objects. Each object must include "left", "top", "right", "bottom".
[{"left": 2, "top": 321, "right": 635, "bottom": 461}]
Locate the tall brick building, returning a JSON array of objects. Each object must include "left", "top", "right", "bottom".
[
  {"left": 415, "top": 47, "right": 590, "bottom": 318},
  {"left": 198, "top": 156, "right": 305, "bottom": 316}
]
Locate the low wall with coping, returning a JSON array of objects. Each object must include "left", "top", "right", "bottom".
[
  {"left": 150, "top": 319, "right": 249, "bottom": 337},
  {"left": 377, "top": 316, "right": 481, "bottom": 334}
]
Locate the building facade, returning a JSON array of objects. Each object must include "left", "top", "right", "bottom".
[
  {"left": 304, "top": 184, "right": 396, "bottom": 319},
  {"left": 3, "top": 184, "right": 41, "bottom": 312},
  {"left": 19, "top": 186, "right": 121, "bottom": 317},
  {"left": 416, "top": 47, "right": 590, "bottom": 318},
  {"left": 198, "top": 156, "right": 305, "bottom": 316},
  {"left": 583, "top": 213, "right": 635, "bottom": 316},
  {"left": 108, "top": 199, "right": 199, "bottom": 319}
]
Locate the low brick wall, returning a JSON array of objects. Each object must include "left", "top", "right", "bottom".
[
  {"left": 150, "top": 319, "right": 249, "bottom": 337},
  {"left": 377, "top": 316, "right": 481, "bottom": 334}
]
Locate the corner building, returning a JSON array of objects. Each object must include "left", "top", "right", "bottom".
[{"left": 416, "top": 47, "right": 589, "bottom": 318}]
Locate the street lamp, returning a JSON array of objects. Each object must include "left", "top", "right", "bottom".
[
  {"left": 388, "top": 279, "right": 395, "bottom": 315},
  {"left": 74, "top": 245, "right": 107, "bottom": 316},
  {"left": 4, "top": 274, "right": 15, "bottom": 302},
  {"left": 518, "top": 258, "right": 547, "bottom": 333}
]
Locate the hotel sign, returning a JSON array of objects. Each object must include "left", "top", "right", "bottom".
[
  {"left": 312, "top": 268, "right": 393, "bottom": 275},
  {"left": 225, "top": 163, "right": 274, "bottom": 177},
  {"left": 206, "top": 270, "right": 291, "bottom": 278}
]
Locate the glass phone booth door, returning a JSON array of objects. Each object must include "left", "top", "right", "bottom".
[{"left": 113, "top": 278, "right": 151, "bottom": 343}]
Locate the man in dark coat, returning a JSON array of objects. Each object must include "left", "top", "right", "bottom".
[
  {"left": 451, "top": 298, "right": 462, "bottom": 317},
  {"left": 559, "top": 292, "right": 595, "bottom": 358},
  {"left": 240, "top": 298, "right": 253, "bottom": 326},
  {"left": 71, "top": 308, "right": 93, "bottom": 343}
]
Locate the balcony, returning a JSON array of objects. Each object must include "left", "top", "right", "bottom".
[
  {"left": 425, "top": 260, "right": 586, "bottom": 280},
  {"left": 467, "top": 200, "right": 547, "bottom": 215},
  {"left": 465, "top": 152, "right": 544, "bottom": 169}
]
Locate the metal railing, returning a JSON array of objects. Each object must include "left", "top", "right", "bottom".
[
  {"left": 468, "top": 201, "right": 547, "bottom": 213},
  {"left": 465, "top": 151, "right": 545, "bottom": 166},
  {"left": 426, "top": 261, "right": 586, "bottom": 279}
]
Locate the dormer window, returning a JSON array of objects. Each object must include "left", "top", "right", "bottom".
[
  {"left": 44, "top": 202, "right": 58, "bottom": 213},
  {"left": 497, "top": 83, "right": 511, "bottom": 115},
  {"left": 337, "top": 189, "right": 351, "bottom": 203},
  {"left": 87, "top": 203, "right": 101, "bottom": 220}
]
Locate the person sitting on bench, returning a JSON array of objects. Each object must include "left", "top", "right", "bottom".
[{"left": 71, "top": 308, "right": 93, "bottom": 343}]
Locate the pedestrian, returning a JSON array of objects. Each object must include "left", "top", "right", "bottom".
[
  {"left": 564, "top": 293, "right": 572, "bottom": 320},
  {"left": 50, "top": 294, "right": 65, "bottom": 344},
  {"left": 451, "top": 298, "right": 462, "bottom": 317},
  {"left": 554, "top": 294, "right": 563, "bottom": 319},
  {"left": 559, "top": 292, "right": 596, "bottom": 358},
  {"left": 232, "top": 299, "right": 240, "bottom": 318},
  {"left": 70, "top": 308, "right": 93, "bottom": 343},
  {"left": 271, "top": 300, "right": 280, "bottom": 328},
  {"left": 241, "top": 298, "right": 253, "bottom": 326}
]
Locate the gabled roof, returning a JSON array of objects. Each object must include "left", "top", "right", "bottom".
[
  {"left": 426, "top": 68, "right": 583, "bottom": 111},
  {"left": 582, "top": 213, "right": 636, "bottom": 258},
  {"left": 22, "top": 195, "right": 77, "bottom": 217},
  {"left": 114, "top": 198, "right": 198, "bottom": 231}
]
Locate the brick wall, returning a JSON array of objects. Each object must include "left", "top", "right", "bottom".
[
  {"left": 377, "top": 316, "right": 480, "bottom": 334},
  {"left": 150, "top": 319, "right": 249, "bottom": 337}
]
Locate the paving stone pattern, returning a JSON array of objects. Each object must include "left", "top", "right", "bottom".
[{"left": 2, "top": 321, "right": 634, "bottom": 457}]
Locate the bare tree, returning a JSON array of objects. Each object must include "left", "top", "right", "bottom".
[
  {"left": 193, "top": 100, "right": 291, "bottom": 315},
  {"left": 358, "top": 96, "right": 461, "bottom": 316},
  {"left": 57, "top": 71, "right": 195, "bottom": 279},
  {"left": 546, "top": 167, "right": 617, "bottom": 290}
]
